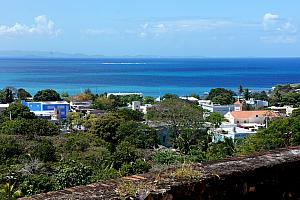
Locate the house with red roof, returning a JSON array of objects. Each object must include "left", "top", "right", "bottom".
[{"left": 224, "top": 110, "right": 278, "bottom": 126}]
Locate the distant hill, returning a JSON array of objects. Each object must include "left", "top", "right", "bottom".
[{"left": 0, "top": 50, "right": 104, "bottom": 58}]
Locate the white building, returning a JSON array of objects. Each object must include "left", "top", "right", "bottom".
[
  {"left": 132, "top": 101, "right": 141, "bottom": 111},
  {"left": 268, "top": 105, "right": 298, "bottom": 117},
  {"left": 245, "top": 98, "right": 268, "bottom": 108},
  {"left": 179, "top": 96, "right": 199, "bottom": 102},
  {"left": 107, "top": 92, "right": 143, "bottom": 97},
  {"left": 211, "top": 122, "right": 256, "bottom": 142},
  {"left": 199, "top": 100, "right": 234, "bottom": 116},
  {"left": 131, "top": 101, "right": 153, "bottom": 114},
  {"left": 70, "top": 101, "right": 92, "bottom": 111}
]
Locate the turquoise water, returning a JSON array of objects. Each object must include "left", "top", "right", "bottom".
[{"left": 0, "top": 58, "right": 300, "bottom": 96}]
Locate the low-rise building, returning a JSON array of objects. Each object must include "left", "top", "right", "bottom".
[
  {"left": 70, "top": 101, "right": 92, "bottom": 111},
  {"left": 21, "top": 100, "right": 70, "bottom": 120},
  {"left": 268, "top": 105, "right": 298, "bottom": 117},
  {"left": 211, "top": 122, "right": 256, "bottom": 142},
  {"left": 199, "top": 100, "right": 234, "bottom": 116},
  {"left": 179, "top": 96, "right": 199, "bottom": 102},
  {"left": 131, "top": 101, "right": 154, "bottom": 114},
  {"left": 224, "top": 110, "right": 278, "bottom": 126},
  {"left": 107, "top": 92, "right": 143, "bottom": 97},
  {"left": 245, "top": 98, "right": 268, "bottom": 108}
]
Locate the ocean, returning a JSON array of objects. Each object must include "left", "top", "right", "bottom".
[{"left": 0, "top": 58, "right": 300, "bottom": 97}]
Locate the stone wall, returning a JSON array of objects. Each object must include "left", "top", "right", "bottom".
[{"left": 20, "top": 147, "right": 300, "bottom": 200}]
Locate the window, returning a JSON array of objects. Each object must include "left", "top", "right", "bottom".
[
  {"left": 163, "top": 136, "right": 166, "bottom": 143},
  {"left": 256, "top": 115, "right": 258, "bottom": 117},
  {"left": 244, "top": 120, "right": 247, "bottom": 123},
  {"left": 237, "top": 121, "right": 240, "bottom": 123}
]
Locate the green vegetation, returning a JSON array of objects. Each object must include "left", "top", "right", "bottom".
[
  {"left": 206, "top": 88, "right": 235, "bottom": 105},
  {"left": 1, "top": 86, "right": 300, "bottom": 199},
  {"left": 33, "top": 89, "right": 61, "bottom": 101}
]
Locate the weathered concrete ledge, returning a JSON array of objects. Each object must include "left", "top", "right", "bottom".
[{"left": 20, "top": 147, "right": 300, "bottom": 200}]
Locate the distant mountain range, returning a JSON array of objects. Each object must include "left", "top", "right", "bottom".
[
  {"left": 0, "top": 50, "right": 104, "bottom": 58},
  {"left": 0, "top": 50, "right": 208, "bottom": 59}
]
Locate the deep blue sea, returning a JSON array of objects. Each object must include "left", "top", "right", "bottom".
[{"left": 0, "top": 58, "right": 300, "bottom": 97}]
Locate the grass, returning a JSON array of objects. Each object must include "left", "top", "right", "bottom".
[
  {"left": 169, "top": 164, "right": 202, "bottom": 179},
  {"left": 116, "top": 180, "right": 154, "bottom": 200}
]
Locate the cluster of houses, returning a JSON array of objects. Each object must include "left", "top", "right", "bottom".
[
  {"left": 198, "top": 98, "right": 297, "bottom": 142},
  {"left": 0, "top": 92, "right": 298, "bottom": 144}
]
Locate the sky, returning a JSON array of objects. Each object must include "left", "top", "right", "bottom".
[{"left": 0, "top": 0, "right": 299, "bottom": 57}]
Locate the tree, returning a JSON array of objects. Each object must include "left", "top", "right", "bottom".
[
  {"left": 147, "top": 98, "right": 205, "bottom": 153},
  {"left": 250, "top": 91, "right": 269, "bottom": 101},
  {"left": 162, "top": 93, "right": 179, "bottom": 100},
  {"left": 281, "top": 92, "right": 300, "bottom": 107},
  {"left": 206, "top": 88, "right": 235, "bottom": 105},
  {"left": 238, "top": 85, "right": 244, "bottom": 95},
  {"left": 93, "top": 95, "right": 116, "bottom": 110},
  {"left": 143, "top": 96, "right": 155, "bottom": 105},
  {"left": 71, "top": 92, "right": 93, "bottom": 101},
  {"left": 89, "top": 114, "right": 124, "bottom": 145},
  {"left": 0, "top": 118, "right": 60, "bottom": 137},
  {"left": 0, "top": 87, "right": 15, "bottom": 104},
  {"left": 243, "top": 88, "right": 250, "bottom": 100},
  {"left": 206, "top": 112, "right": 226, "bottom": 128},
  {"left": 116, "top": 121, "right": 159, "bottom": 148},
  {"left": 17, "top": 88, "right": 31, "bottom": 100},
  {"left": 237, "top": 115, "right": 300, "bottom": 154},
  {"left": 60, "top": 92, "right": 69, "bottom": 98},
  {"left": 0, "top": 103, "right": 36, "bottom": 121},
  {"left": 33, "top": 89, "right": 61, "bottom": 101},
  {"left": 116, "top": 108, "right": 144, "bottom": 122}
]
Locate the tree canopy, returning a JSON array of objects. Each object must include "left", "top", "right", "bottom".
[
  {"left": 206, "top": 88, "right": 235, "bottom": 105},
  {"left": 33, "top": 89, "right": 61, "bottom": 101}
]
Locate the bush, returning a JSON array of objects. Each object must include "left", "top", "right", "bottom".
[
  {"left": 120, "top": 160, "right": 151, "bottom": 176},
  {"left": 152, "top": 150, "right": 183, "bottom": 165},
  {"left": 113, "top": 141, "right": 138, "bottom": 169},
  {"left": 0, "top": 135, "right": 23, "bottom": 164},
  {"left": 54, "top": 162, "right": 93, "bottom": 190},
  {"left": 32, "top": 140, "right": 56, "bottom": 162},
  {"left": 0, "top": 118, "right": 60, "bottom": 137},
  {"left": 19, "top": 174, "right": 55, "bottom": 196}
]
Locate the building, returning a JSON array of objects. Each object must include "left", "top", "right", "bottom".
[
  {"left": 234, "top": 100, "right": 242, "bottom": 111},
  {"left": 224, "top": 110, "right": 278, "bottom": 126},
  {"left": 107, "top": 92, "right": 143, "bottom": 97},
  {"left": 70, "top": 101, "right": 92, "bottom": 111},
  {"left": 268, "top": 105, "right": 298, "bottom": 117},
  {"left": 211, "top": 122, "right": 256, "bottom": 142},
  {"left": 245, "top": 98, "right": 269, "bottom": 108},
  {"left": 199, "top": 100, "right": 234, "bottom": 116},
  {"left": 131, "top": 101, "right": 154, "bottom": 114},
  {"left": 179, "top": 96, "right": 199, "bottom": 102},
  {"left": 0, "top": 104, "right": 9, "bottom": 113},
  {"left": 21, "top": 100, "right": 70, "bottom": 120}
]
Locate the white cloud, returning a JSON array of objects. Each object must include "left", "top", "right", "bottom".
[
  {"left": 0, "top": 15, "right": 61, "bottom": 36},
  {"left": 139, "top": 18, "right": 233, "bottom": 37},
  {"left": 263, "top": 13, "right": 279, "bottom": 29},
  {"left": 260, "top": 35, "right": 297, "bottom": 44},
  {"left": 261, "top": 13, "right": 298, "bottom": 44}
]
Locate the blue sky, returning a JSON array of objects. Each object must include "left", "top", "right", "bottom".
[{"left": 0, "top": 0, "right": 299, "bottom": 57}]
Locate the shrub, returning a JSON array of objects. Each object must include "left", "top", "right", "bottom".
[{"left": 152, "top": 150, "right": 183, "bottom": 165}]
